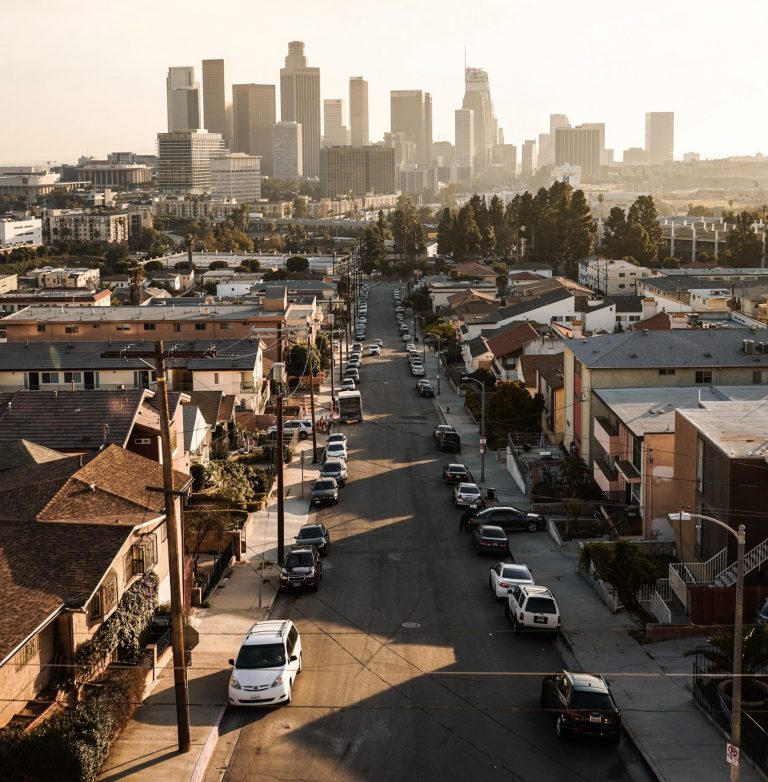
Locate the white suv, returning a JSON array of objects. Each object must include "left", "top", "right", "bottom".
[
  {"left": 505, "top": 585, "right": 560, "bottom": 633},
  {"left": 268, "top": 419, "right": 313, "bottom": 440},
  {"left": 228, "top": 620, "right": 302, "bottom": 706}
]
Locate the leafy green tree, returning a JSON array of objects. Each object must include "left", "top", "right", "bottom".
[
  {"left": 480, "top": 224, "right": 496, "bottom": 257},
  {"left": 724, "top": 210, "right": 764, "bottom": 267},
  {"left": 285, "top": 255, "right": 309, "bottom": 273},
  {"left": 602, "top": 206, "right": 628, "bottom": 258},
  {"left": 454, "top": 203, "right": 482, "bottom": 258},
  {"left": 144, "top": 260, "right": 165, "bottom": 271},
  {"left": 314, "top": 333, "right": 332, "bottom": 370},
  {"left": 286, "top": 342, "right": 321, "bottom": 377},
  {"left": 425, "top": 318, "right": 455, "bottom": 342},
  {"left": 184, "top": 509, "right": 231, "bottom": 573},
  {"left": 209, "top": 260, "right": 230, "bottom": 270},
  {"left": 485, "top": 380, "right": 544, "bottom": 447},
  {"left": 564, "top": 189, "right": 596, "bottom": 272},
  {"left": 436, "top": 208, "right": 454, "bottom": 256},
  {"left": 239, "top": 258, "right": 261, "bottom": 272},
  {"left": 292, "top": 197, "right": 308, "bottom": 219},
  {"left": 627, "top": 195, "right": 664, "bottom": 262}
]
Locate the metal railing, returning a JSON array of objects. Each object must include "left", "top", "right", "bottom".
[
  {"left": 715, "top": 538, "right": 768, "bottom": 587},
  {"left": 669, "top": 567, "right": 688, "bottom": 610},
  {"left": 650, "top": 590, "right": 672, "bottom": 624},
  {"left": 200, "top": 538, "right": 236, "bottom": 600},
  {"left": 636, "top": 578, "right": 671, "bottom": 604}
]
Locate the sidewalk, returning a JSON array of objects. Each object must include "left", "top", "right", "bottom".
[
  {"left": 98, "top": 390, "right": 330, "bottom": 782},
  {"left": 426, "top": 348, "right": 763, "bottom": 782}
]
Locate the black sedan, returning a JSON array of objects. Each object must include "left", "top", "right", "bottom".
[
  {"left": 540, "top": 671, "right": 621, "bottom": 744},
  {"left": 468, "top": 506, "right": 546, "bottom": 532},
  {"left": 471, "top": 524, "right": 510, "bottom": 556},
  {"left": 294, "top": 522, "right": 331, "bottom": 556}
]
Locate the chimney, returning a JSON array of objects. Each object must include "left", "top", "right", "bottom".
[
  {"left": 641, "top": 297, "right": 658, "bottom": 320},
  {"left": 571, "top": 319, "right": 583, "bottom": 339}
]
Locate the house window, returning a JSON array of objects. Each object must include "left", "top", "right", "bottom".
[
  {"left": 658, "top": 368, "right": 676, "bottom": 376},
  {"left": 753, "top": 370, "right": 765, "bottom": 384},
  {"left": 14, "top": 636, "right": 39, "bottom": 672},
  {"left": 116, "top": 324, "right": 131, "bottom": 332},
  {"left": 143, "top": 323, "right": 156, "bottom": 331},
  {"left": 124, "top": 534, "right": 158, "bottom": 581},
  {"left": 173, "top": 323, "right": 183, "bottom": 332},
  {"left": 89, "top": 572, "right": 118, "bottom": 620},
  {"left": 695, "top": 370, "right": 713, "bottom": 384},
  {"left": 65, "top": 325, "right": 79, "bottom": 334},
  {"left": 220, "top": 322, "right": 231, "bottom": 330},
  {"left": 37, "top": 324, "right": 46, "bottom": 333},
  {"left": 63, "top": 372, "right": 81, "bottom": 384},
  {"left": 213, "top": 372, "right": 219, "bottom": 384},
  {"left": 195, "top": 323, "right": 207, "bottom": 331},
  {"left": 41, "top": 372, "right": 59, "bottom": 384},
  {"left": 632, "top": 435, "right": 642, "bottom": 470},
  {"left": 133, "top": 370, "right": 156, "bottom": 389}
]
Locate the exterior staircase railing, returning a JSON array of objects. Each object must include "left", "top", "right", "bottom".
[{"left": 714, "top": 538, "right": 768, "bottom": 587}]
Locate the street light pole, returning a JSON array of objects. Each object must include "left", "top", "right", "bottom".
[
  {"left": 668, "top": 511, "right": 746, "bottom": 782},
  {"left": 460, "top": 375, "right": 486, "bottom": 482}
]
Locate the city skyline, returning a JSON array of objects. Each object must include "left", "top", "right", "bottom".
[{"left": 1, "top": 0, "right": 766, "bottom": 165}]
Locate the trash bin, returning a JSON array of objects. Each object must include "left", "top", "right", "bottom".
[{"left": 486, "top": 487, "right": 496, "bottom": 501}]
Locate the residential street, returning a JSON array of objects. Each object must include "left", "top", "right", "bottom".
[{"left": 212, "top": 282, "right": 649, "bottom": 782}]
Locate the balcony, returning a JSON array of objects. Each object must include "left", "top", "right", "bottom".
[
  {"left": 593, "top": 416, "right": 619, "bottom": 456},
  {"left": 593, "top": 455, "right": 620, "bottom": 493}
]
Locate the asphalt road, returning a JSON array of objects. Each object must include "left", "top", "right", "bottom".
[{"left": 216, "top": 282, "right": 647, "bottom": 782}]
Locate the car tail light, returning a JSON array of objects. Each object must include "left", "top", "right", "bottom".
[
  {"left": 565, "top": 709, "right": 585, "bottom": 721},
  {"left": 519, "top": 613, "right": 525, "bottom": 622},
  {"left": 499, "top": 582, "right": 510, "bottom": 589}
]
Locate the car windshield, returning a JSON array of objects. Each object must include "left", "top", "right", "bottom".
[
  {"left": 298, "top": 527, "right": 322, "bottom": 539},
  {"left": 285, "top": 552, "right": 314, "bottom": 569},
  {"left": 571, "top": 691, "right": 614, "bottom": 710},
  {"left": 502, "top": 566, "right": 530, "bottom": 580},
  {"left": 314, "top": 480, "right": 335, "bottom": 490},
  {"left": 460, "top": 484, "right": 480, "bottom": 495},
  {"left": 236, "top": 642, "right": 286, "bottom": 669},
  {"left": 449, "top": 465, "right": 465, "bottom": 473},
  {"left": 526, "top": 597, "right": 557, "bottom": 614},
  {"left": 322, "top": 463, "right": 341, "bottom": 474},
  {"left": 327, "top": 443, "right": 344, "bottom": 451},
  {"left": 483, "top": 528, "right": 507, "bottom": 540}
]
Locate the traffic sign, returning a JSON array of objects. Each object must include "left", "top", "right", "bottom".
[
  {"left": 480, "top": 437, "right": 487, "bottom": 447},
  {"left": 727, "top": 743, "right": 740, "bottom": 766}
]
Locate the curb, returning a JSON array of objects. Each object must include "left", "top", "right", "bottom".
[{"left": 189, "top": 705, "right": 227, "bottom": 782}]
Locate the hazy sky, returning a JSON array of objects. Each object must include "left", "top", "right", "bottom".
[{"left": 2, "top": 0, "right": 766, "bottom": 165}]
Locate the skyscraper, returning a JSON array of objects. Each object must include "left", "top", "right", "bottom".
[
  {"left": 323, "top": 99, "right": 350, "bottom": 147},
  {"left": 202, "top": 59, "right": 229, "bottom": 147},
  {"left": 232, "top": 84, "right": 275, "bottom": 176},
  {"left": 455, "top": 108, "right": 474, "bottom": 184},
  {"left": 210, "top": 152, "right": 261, "bottom": 201},
  {"left": 166, "top": 67, "right": 200, "bottom": 132},
  {"left": 280, "top": 41, "right": 321, "bottom": 178},
  {"left": 157, "top": 130, "right": 224, "bottom": 193},
  {"left": 521, "top": 140, "right": 536, "bottom": 178},
  {"left": 319, "top": 146, "right": 396, "bottom": 197},
  {"left": 349, "top": 77, "right": 369, "bottom": 147},
  {"left": 555, "top": 126, "right": 601, "bottom": 177},
  {"left": 273, "top": 121, "right": 303, "bottom": 180},
  {"left": 390, "top": 90, "right": 432, "bottom": 167},
  {"left": 462, "top": 67, "right": 496, "bottom": 175},
  {"left": 645, "top": 112, "right": 674, "bottom": 164}
]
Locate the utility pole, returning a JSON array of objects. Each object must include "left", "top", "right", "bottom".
[
  {"left": 308, "top": 319, "right": 318, "bottom": 463},
  {"left": 275, "top": 324, "right": 286, "bottom": 564},
  {"left": 101, "top": 340, "right": 216, "bottom": 754}
]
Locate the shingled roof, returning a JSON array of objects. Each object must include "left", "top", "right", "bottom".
[{"left": 487, "top": 322, "right": 540, "bottom": 359}]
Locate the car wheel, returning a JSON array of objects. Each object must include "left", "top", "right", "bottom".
[
  {"left": 284, "top": 682, "right": 292, "bottom": 704},
  {"left": 556, "top": 715, "right": 568, "bottom": 740},
  {"left": 513, "top": 616, "right": 521, "bottom": 633},
  {"left": 527, "top": 520, "right": 538, "bottom": 533},
  {"left": 489, "top": 574, "right": 494, "bottom": 593},
  {"left": 299, "top": 431, "right": 308, "bottom": 440}
]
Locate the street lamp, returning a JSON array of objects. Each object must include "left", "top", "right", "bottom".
[
  {"left": 460, "top": 374, "right": 486, "bottom": 482},
  {"left": 668, "top": 511, "right": 746, "bottom": 782}
]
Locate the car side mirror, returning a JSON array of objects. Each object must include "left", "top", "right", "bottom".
[
  {"left": 228, "top": 658, "right": 235, "bottom": 666},
  {"left": 290, "top": 654, "right": 298, "bottom": 662}
]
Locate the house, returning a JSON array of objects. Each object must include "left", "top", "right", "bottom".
[
  {"left": 147, "top": 271, "right": 182, "bottom": 291},
  {"left": 579, "top": 258, "right": 653, "bottom": 296},
  {"left": 0, "top": 445, "right": 191, "bottom": 729},
  {"left": 455, "top": 262, "right": 497, "bottom": 285},
  {"left": 427, "top": 281, "right": 498, "bottom": 311},
  {"left": 183, "top": 405, "right": 210, "bottom": 465},
  {"left": 507, "top": 261, "right": 553, "bottom": 278},
  {"left": 562, "top": 329, "right": 768, "bottom": 464},
  {"left": 462, "top": 335, "right": 494, "bottom": 373},
  {"left": 486, "top": 322, "right": 542, "bottom": 381},
  {"left": 0, "top": 288, "right": 111, "bottom": 314},
  {"left": 0, "top": 439, "right": 69, "bottom": 471},
  {"left": 0, "top": 389, "right": 190, "bottom": 472},
  {"left": 102, "top": 273, "right": 131, "bottom": 289},
  {"left": 529, "top": 353, "right": 565, "bottom": 444}
]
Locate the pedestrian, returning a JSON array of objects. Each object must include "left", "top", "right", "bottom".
[{"left": 460, "top": 507, "right": 471, "bottom": 531}]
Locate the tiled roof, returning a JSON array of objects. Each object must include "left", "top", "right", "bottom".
[
  {"left": 187, "top": 390, "right": 224, "bottom": 426},
  {"left": 508, "top": 272, "right": 543, "bottom": 281},
  {"left": 455, "top": 262, "right": 497, "bottom": 277},
  {"left": 564, "top": 328, "right": 768, "bottom": 368},
  {"left": 487, "top": 322, "right": 540, "bottom": 359},
  {"left": 497, "top": 286, "right": 573, "bottom": 321},
  {"left": 0, "top": 439, "right": 68, "bottom": 472},
  {"left": 219, "top": 395, "right": 239, "bottom": 420},
  {"left": 0, "top": 390, "right": 150, "bottom": 451},
  {"left": 609, "top": 295, "right": 644, "bottom": 313},
  {"left": 467, "top": 336, "right": 490, "bottom": 358},
  {"left": 529, "top": 352, "right": 565, "bottom": 389},
  {"left": 630, "top": 312, "right": 672, "bottom": 331}
]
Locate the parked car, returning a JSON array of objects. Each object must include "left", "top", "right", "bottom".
[
  {"left": 327, "top": 432, "right": 347, "bottom": 446},
  {"left": 369, "top": 344, "right": 381, "bottom": 355},
  {"left": 279, "top": 546, "right": 323, "bottom": 592},
  {"left": 471, "top": 524, "right": 510, "bottom": 556},
  {"left": 355, "top": 331, "right": 366, "bottom": 340},
  {"left": 468, "top": 506, "right": 546, "bottom": 532},
  {"left": 434, "top": 424, "right": 456, "bottom": 441},
  {"left": 352, "top": 342, "right": 363, "bottom": 352},
  {"left": 319, "top": 458, "right": 347, "bottom": 487},
  {"left": 506, "top": 584, "right": 560, "bottom": 633},
  {"left": 228, "top": 620, "right": 302, "bottom": 706},
  {"left": 310, "top": 478, "right": 339, "bottom": 506},
  {"left": 372, "top": 339, "right": 383, "bottom": 346},
  {"left": 295, "top": 523, "right": 331, "bottom": 556},
  {"left": 343, "top": 368, "right": 359, "bottom": 384},
  {"left": 401, "top": 333, "right": 412, "bottom": 343},
  {"left": 411, "top": 364, "right": 425, "bottom": 377},
  {"left": 489, "top": 562, "right": 534, "bottom": 599},
  {"left": 419, "top": 382, "right": 434, "bottom": 397},
  {"left": 437, "top": 429, "right": 462, "bottom": 453},
  {"left": 442, "top": 463, "right": 473, "bottom": 484},
  {"left": 454, "top": 482, "right": 484, "bottom": 508},
  {"left": 325, "top": 440, "right": 348, "bottom": 461},
  {"left": 341, "top": 378, "right": 356, "bottom": 392},
  {"left": 540, "top": 671, "right": 621, "bottom": 744},
  {"left": 405, "top": 342, "right": 417, "bottom": 352}
]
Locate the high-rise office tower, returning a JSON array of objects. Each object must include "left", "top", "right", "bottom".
[
  {"left": 537, "top": 114, "right": 570, "bottom": 167},
  {"left": 555, "top": 126, "right": 601, "bottom": 177},
  {"left": 232, "top": 84, "right": 276, "bottom": 176},
  {"left": 390, "top": 90, "right": 432, "bottom": 167},
  {"left": 349, "top": 77, "right": 369, "bottom": 146},
  {"left": 521, "top": 139, "right": 536, "bottom": 178},
  {"left": 550, "top": 114, "right": 571, "bottom": 135},
  {"left": 323, "top": 99, "right": 351, "bottom": 147},
  {"left": 210, "top": 152, "right": 261, "bottom": 201},
  {"left": 462, "top": 67, "right": 496, "bottom": 175},
  {"left": 319, "top": 146, "right": 396, "bottom": 197},
  {"left": 202, "top": 59, "right": 229, "bottom": 147},
  {"left": 157, "top": 130, "right": 224, "bottom": 193},
  {"left": 273, "top": 121, "right": 303, "bottom": 180},
  {"left": 166, "top": 67, "right": 200, "bottom": 132},
  {"left": 280, "top": 42, "right": 321, "bottom": 178},
  {"left": 645, "top": 112, "right": 674, "bottom": 164},
  {"left": 455, "top": 108, "right": 475, "bottom": 184}
]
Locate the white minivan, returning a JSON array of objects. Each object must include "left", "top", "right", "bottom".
[{"left": 228, "top": 620, "right": 302, "bottom": 706}]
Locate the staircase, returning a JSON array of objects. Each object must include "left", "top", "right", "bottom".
[{"left": 714, "top": 538, "right": 768, "bottom": 587}]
